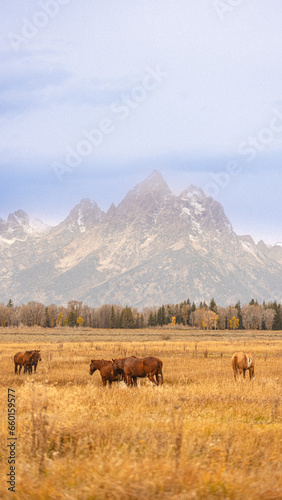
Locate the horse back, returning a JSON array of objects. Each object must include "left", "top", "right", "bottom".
[
  {"left": 101, "top": 362, "right": 120, "bottom": 380},
  {"left": 142, "top": 356, "right": 162, "bottom": 371},
  {"left": 23, "top": 351, "right": 35, "bottom": 364},
  {"left": 232, "top": 351, "right": 254, "bottom": 373},
  {"left": 146, "top": 356, "right": 162, "bottom": 366},
  {"left": 14, "top": 352, "right": 24, "bottom": 363},
  {"left": 123, "top": 357, "right": 142, "bottom": 376}
]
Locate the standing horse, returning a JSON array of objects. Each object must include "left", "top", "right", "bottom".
[
  {"left": 89, "top": 359, "right": 122, "bottom": 387},
  {"left": 25, "top": 350, "right": 42, "bottom": 374},
  {"left": 111, "top": 356, "right": 136, "bottom": 384},
  {"left": 231, "top": 352, "right": 255, "bottom": 381},
  {"left": 112, "top": 356, "right": 163, "bottom": 386},
  {"left": 14, "top": 351, "right": 35, "bottom": 374}
]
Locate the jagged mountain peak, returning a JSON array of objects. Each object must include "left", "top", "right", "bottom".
[
  {"left": 126, "top": 170, "right": 171, "bottom": 200},
  {"left": 106, "top": 203, "right": 116, "bottom": 216},
  {"left": 0, "top": 171, "right": 281, "bottom": 307},
  {"left": 68, "top": 198, "right": 102, "bottom": 217},
  {"left": 0, "top": 210, "right": 50, "bottom": 244},
  {"left": 57, "top": 198, "right": 104, "bottom": 234},
  {"left": 116, "top": 170, "right": 172, "bottom": 216},
  {"left": 8, "top": 209, "right": 29, "bottom": 224},
  {"left": 135, "top": 170, "right": 171, "bottom": 196}
]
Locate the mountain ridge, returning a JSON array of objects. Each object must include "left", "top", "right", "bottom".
[{"left": 1, "top": 171, "right": 281, "bottom": 307}]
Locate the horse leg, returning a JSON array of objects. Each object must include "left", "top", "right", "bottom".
[
  {"left": 19, "top": 364, "right": 22, "bottom": 374},
  {"left": 14, "top": 363, "right": 18, "bottom": 374},
  {"left": 155, "top": 370, "right": 162, "bottom": 385},
  {"left": 148, "top": 373, "right": 158, "bottom": 386},
  {"left": 102, "top": 376, "right": 107, "bottom": 387}
]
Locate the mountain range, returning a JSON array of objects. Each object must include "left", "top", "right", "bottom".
[{"left": 1, "top": 171, "right": 281, "bottom": 307}]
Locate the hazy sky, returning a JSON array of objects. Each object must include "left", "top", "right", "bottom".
[{"left": 1, "top": 0, "right": 282, "bottom": 244}]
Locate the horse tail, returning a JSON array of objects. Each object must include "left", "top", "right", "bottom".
[
  {"left": 157, "top": 360, "right": 163, "bottom": 385},
  {"left": 232, "top": 353, "right": 239, "bottom": 379}
]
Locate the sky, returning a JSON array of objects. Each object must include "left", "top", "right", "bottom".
[{"left": 1, "top": 0, "right": 282, "bottom": 245}]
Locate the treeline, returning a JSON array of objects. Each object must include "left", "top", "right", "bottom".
[{"left": 0, "top": 298, "right": 282, "bottom": 330}]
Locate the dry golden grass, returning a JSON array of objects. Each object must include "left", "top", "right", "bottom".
[{"left": 0, "top": 328, "right": 281, "bottom": 499}]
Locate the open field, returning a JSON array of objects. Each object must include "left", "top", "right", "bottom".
[{"left": 0, "top": 328, "right": 281, "bottom": 499}]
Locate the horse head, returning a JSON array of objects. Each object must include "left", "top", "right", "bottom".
[
  {"left": 89, "top": 359, "right": 97, "bottom": 375},
  {"left": 34, "top": 350, "right": 42, "bottom": 362}
]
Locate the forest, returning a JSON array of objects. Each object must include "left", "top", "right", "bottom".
[{"left": 1, "top": 298, "right": 281, "bottom": 330}]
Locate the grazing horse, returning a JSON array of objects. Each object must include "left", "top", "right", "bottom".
[
  {"left": 111, "top": 356, "right": 136, "bottom": 383},
  {"left": 89, "top": 359, "right": 122, "bottom": 387},
  {"left": 231, "top": 352, "right": 255, "bottom": 381},
  {"left": 25, "top": 350, "right": 42, "bottom": 374},
  {"left": 112, "top": 356, "right": 163, "bottom": 387},
  {"left": 14, "top": 351, "right": 37, "bottom": 374}
]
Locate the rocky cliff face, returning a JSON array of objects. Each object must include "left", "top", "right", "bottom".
[{"left": 0, "top": 171, "right": 281, "bottom": 307}]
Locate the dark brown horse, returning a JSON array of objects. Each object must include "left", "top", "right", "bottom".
[
  {"left": 231, "top": 352, "right": 255, "bottom": 381},
  {"left": 112, "top": 356, "right": 163, "bottom": 386},
  {"left": 26, "top": 350, "right": 42, "bottom": 374},
  {"left": 110, "top": 356, "right": 136, "bottom": 382},
  {"left": 89, "top": 359, "right": 122, "bottom": 387},
  {"left": 14, "top": 350, "right": 41, "bottom": 374}
]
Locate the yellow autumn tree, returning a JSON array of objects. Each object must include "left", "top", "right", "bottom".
[
  {"left": 77, "top": 316, "right": 84, "bottom": 327},
  {"left": 56, "top": 312, "right": 63, "bottom": 327},
  {"left": 230, "top": 316, "right": 239, "bottom": 330},
  {"left": 202, "top": 310, "right": 219, "bottom": 330}
]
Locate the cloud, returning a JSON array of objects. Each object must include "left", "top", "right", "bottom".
[{"left": 1, "top": 0, "right": 282, "bottom": 245}]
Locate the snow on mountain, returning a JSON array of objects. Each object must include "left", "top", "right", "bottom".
[
  {"left": 0, "top": 210, "right": 50, "bottom": 245},
  {"left": 0, "top": 171, "right": 281, "bottom": 307}
]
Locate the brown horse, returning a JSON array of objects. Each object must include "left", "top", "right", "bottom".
[
  {"left": 231, "top": 352, "right": 255, "bottom": 381},
  {"left": 14, "top": 351, "right": 41, "bottom": 374},
  {"left": 112, "top": 356, "right": 163, "bottom": 386},
  {"left": 110, "top": 356, "right": 136, "bottom": 382},
  {"left": 89, "top": 359, "right": 122, "bottom": 387},
  {"left": 26, "top": 350, "right": 42, "bottom": 374}
]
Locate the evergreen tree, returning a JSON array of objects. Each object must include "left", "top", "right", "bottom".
[
  {"left": 271, "top": 301, "right": 282, "bottom": 330},
  {"left": 109, "top": 306, "right": 116, "bottom": 329},
  {"left": 120, "top": 306, "right": 135, "bottom": 329},
  {"left": 148, "top": 312, "right": 156, "bottom": 327},
  {"left": 157, "top": 307, "right": 163, "bottom": 326},
  {"left": 235, "top": 301, "right": 243, "bottom": 329},
  {"left": 157, "top": 305, "right": 165, "bottom": 325},
  {"left": 209, "top": 298, "right": 217, "bottom": 312},
  {"left": 44, "top": 307, "right": 50, "bottom": 328}
]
